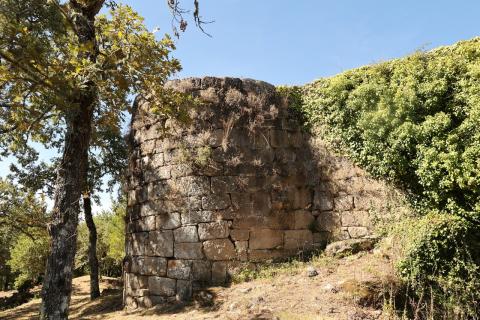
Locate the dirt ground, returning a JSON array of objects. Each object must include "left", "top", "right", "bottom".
[{"left": 0, "top": 251, "right": 396, "bottom": 320}]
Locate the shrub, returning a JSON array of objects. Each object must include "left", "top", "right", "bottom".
[
  {"left": 300, "top": 37, "right": 480, "bottom": 319},
  {"left": 392, "top": 213, "right": 480, "bottom": 318},
  {"left": 302, "top": 38, "right": 480, "bottom": 220},
  {"left": 7, "top": 232, "right": 49, "bottom": 290}
]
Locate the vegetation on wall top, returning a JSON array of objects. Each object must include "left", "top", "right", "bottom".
[{"left": 302, "top": 38, "right": 480, "bottom": 223}]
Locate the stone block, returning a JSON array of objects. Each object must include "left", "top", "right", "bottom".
[
  {"left": 128, "top": 189, "right": 147, "bottom": 205},
  {"left": 176, "top": 176, "right": 210, "bottom": 196},
  {"left": 174, "top": 242, "right": 204, "bottom": 260},
  {"left": 208, "top": 129, "right": 224, "bottom": 147},
  {"left": 174, "top": 226, "right": 199, "bottom": 243},
  {"left": 313, "top": 191, "right": 333, "bottom": 211},
  {"left": 131, "top": 256, "right": 167, "bottom": 276},
  {"left": 140, "top": 201, "right": 166, "bottom": 217},
  {"left": 144, "top": 257, "right": 167, "bottom": 276},
  {"left": 167, "top": 260, "right": 191, "bottom": 280},
  {"left": 251, "top": 192, "right": 272, "bottom": 215},
  {"left": 234, "top": 202, "right": 255, "bottom": 217},
  {"left": 249, "top": 229, "right": 283, "bottom": 250},
  {"left": 230, "top": 229, "right": 249, "bottom": 241},
  {"left": 164, "top": 148, "right": 187, "bottom": 164},
  {"left": 235, "top": 241, "right": 248, "bottom": 261},
  {"left": 140, "top": 140, "right": 156, "bottom": 155},
  {"left": 192, "top": 260, "right": 211, "bottom": 283},
  {"left": 148, "top": 276, "right": 176, "bottom": 296},
  {"left": 284, "top": 230, "right": 313, "bottom": 250},
  {"left": 245, "top": 176, "right": 268, "bottom": 192},
  {"left": 156, "top": 212, "right": 181, "bottom": 230},
  {"left": 176, "top": 280, "right": 193, "bottom": 301},
  {"left": 211, "top": 176, "right": 246, "bottom": 193},
  {"left": 252, "top": 131, "right": 270, "bottom": 150},
  {"left": 157, "top": 166, "right": 172, "bottom": 180},
  {"left": 275, "top": 148, "right": 296, "bottom": 163},
  {"left": 288, "top": 131, "right": 303, "bottom": 148},
  {"left": 136, "top": 215, "right": 156, "bottom": 232},
  {"left": 127, "top": 205, "right": 141, "bottom": 221},
  {"left": 341, "top": 211, "right": 371, "bottom": 227},
  {"left": 181, "top": 211, "right": 216, "bottom": 225},
  {"left": 170, "top": 164, "right": 194, "bottom": 178},
  {"left": 131, "top": 232, "right": 148, "bottom": 256},
  {"left": 270, "top": 129, "right": 289, "bottom": 148},
  {"left": 294, "top": 210, "right": 315, "bottom": 229},
  {"left": 325, "top": 238, "right": 375, "bottom": 256},
  {"left": 137, "top": 188, "right": 148, "bottom": 203},
  {"left": 198, "top": 221, "right": 230, "bottom": 240},
  {"left": 127, "top": 273, "right": 149, "bottom": 290},
  {"left": 232, "top": 216, "right": 263, "bottom": 230},
  {"left": 201, "top": 194, "right": 231, "bottom": 210},
  {"left": 334, "top": 195, "right": 354, "bottom": 211},
  {"left": 248, "top": 249, "right": 290, "bottom": 262},
  {"left": 124, "top": 295, "right": 137, "bottom": 309},
  {"left": 164, "top": 197, "right": 202, "bottom": 212},
  {"left": 230, "top": 193, "right": 252, "bottom": 209},
  {"left": 151, "top": 152, "right": 164, "bottom": 168},
  {"left": 316, "top": 212, "right": 341, "bottom": 232},
  {"left": 156, "top": 137, "right": 178, "bottom": 151},
  {"left": 354, "top": 195, "right": 380, "bottom": 211},
  {"left": 148, "top": 230, "right": 174, "bottom": 257},
  {"left": 290, "top": 187, "right": 312, "bottom": 210},
  {"left": 147, "top": 182, "right": 169, "bottom": 200},
  {"left": 130, "top": 257, "right": 145, "bottom": 274},
  {"left": 347, "top": 226, "right": 369, "bottom": 238},
  {"left": 203, "top": 239, "right": 236, "bottom": 260},
  {"left": 211, "top": 261, "right": 227, "bottom": 285},
  {"left": 137, "top": 295, "right": 166, "bottom": 308}
]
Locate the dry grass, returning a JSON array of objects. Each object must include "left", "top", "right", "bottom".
[{"left": 1, "top": 251, "right": 399, "bottom": 320}]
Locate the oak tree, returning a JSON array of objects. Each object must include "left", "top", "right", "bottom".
[{"left": 0, "top": 0, "right": 206, "bottom": 318}]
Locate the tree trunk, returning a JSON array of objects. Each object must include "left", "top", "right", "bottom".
[
  {"left": 40, "top": 105, "right": 94, "bottom": 319},
  {"left": 83, "top": 194, "right": 100, "bottom": 299},
  {"left": 40, "top": 2, "right": 103, "bottom": 319}
]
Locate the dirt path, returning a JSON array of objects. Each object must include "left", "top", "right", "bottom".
[{"left": 0, "top": 252, "right": 394, "bottom": 320}]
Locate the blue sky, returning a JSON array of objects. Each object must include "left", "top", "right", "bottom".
[
  {"left": 123, "top": 0, "right": 480, "bottom": 85},
  {"left": 1, "top": 0, "right": 479, "bottom": 211}
]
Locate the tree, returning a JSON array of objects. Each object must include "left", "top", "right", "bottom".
[
  {"left": 0, "top": 1, "right": 207, "bottom": 318},
  {"left": 8, "top": 119, "right": 128, "bottom": 300},
  {"left": 82, "top": 193, "right": 100, "bottom": 299},
  {"left": 0, "top": 178, "right": 49, "bottom": 290},
  {"left": 76, "top": 200, "right": 126, "bottom": 278}
]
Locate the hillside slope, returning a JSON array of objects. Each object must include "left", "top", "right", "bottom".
[{"left": 1, "top": 251, "right": 395, "bottom": 320}]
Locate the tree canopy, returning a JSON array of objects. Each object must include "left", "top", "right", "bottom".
[{"left": 0, "top": 1, "right": 182, "bottom": 158}]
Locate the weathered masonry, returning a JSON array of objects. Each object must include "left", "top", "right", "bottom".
[{"left": 124, "top": 77, "right": 398, "bottom": 308}]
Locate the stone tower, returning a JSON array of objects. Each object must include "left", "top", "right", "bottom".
[{"left": 124, "top": 77, "right": 395, "bottom": 308}]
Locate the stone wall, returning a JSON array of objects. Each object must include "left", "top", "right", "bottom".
[{"left": 124, "top": 77, "right": 400, "bottom": 308}]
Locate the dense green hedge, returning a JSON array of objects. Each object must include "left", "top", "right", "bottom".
[
  {"left": 299, "top": 37, "right": 480, "bottom": 317},
  {"left": 394, "top": 213, "right": 480, "bottom": 317},
  {"left": 302, "top": 38, "right": 480, "bottom": 221}
]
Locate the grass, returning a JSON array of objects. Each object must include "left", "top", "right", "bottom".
[{"left": 230, "top": 252, "right": 339, "bottom": 283}]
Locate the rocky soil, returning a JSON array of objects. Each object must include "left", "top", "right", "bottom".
[{"left": 0, "top": 250, "right": 397, "bottom": 320}]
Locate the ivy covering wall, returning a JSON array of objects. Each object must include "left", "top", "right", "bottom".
[
  {"left": 300, "top": 37, "right": 480, "bottom": 318},
  {"left": 302, "top": 38, "right": 480, "bottom": 221}
]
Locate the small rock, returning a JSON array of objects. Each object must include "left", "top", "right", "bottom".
[
  {"left": 306, "top": 266, "right": 318, "bottom": 277},
  {"left": 228, "top": 302, "right": 239, "bottom": 311},
  {"left": 239, "top": 287, "right": 252, "bottom": 294},
  {"left": 325, "top": 238, "right": 376, "bottom": 256},
  {"left": 195, "top": 290, "right": 214, "bottom": 307},
  {"left": 322, "top": 283, "right": 338, "bottom": 293}
]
